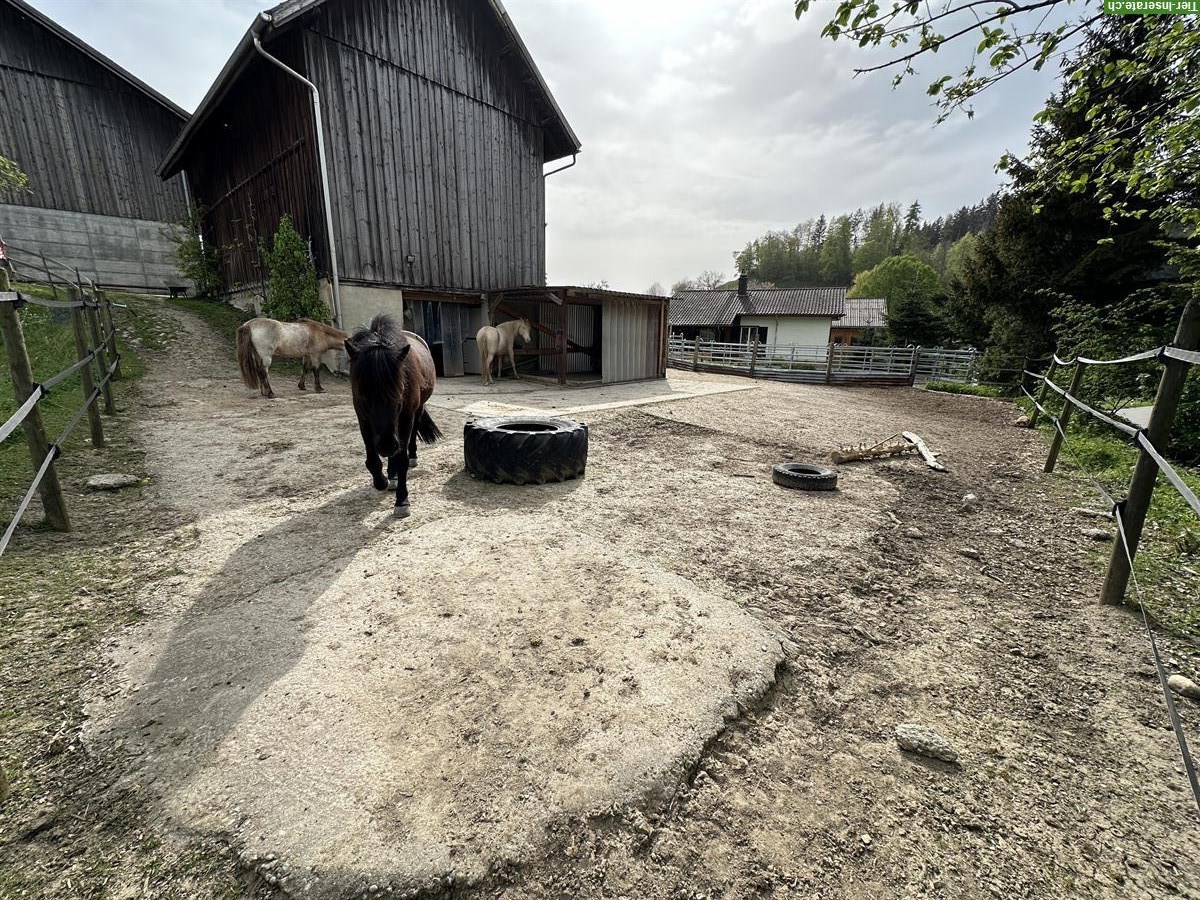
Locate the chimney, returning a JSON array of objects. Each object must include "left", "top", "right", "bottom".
[{"left": 738, "top": 273, "right": 748, "bottom": 298}]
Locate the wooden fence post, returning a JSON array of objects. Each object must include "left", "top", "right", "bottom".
[
  {"left": 824, "top": 343, "right": 835, "bottom": 383},
  {"left": 85, "top": 298, "right": 115, "bottom": 414},
  {"left": 749, "top": 338, "right": 759, "bottom": 378},
  {"left": 39, "top": 252, "right": 59, "bottom": 301},
  {"left": 96, "top": 290, "right": 120, "bottom": 379},
  {"left": 691, "top": 338, "right": 699, "bottom": 371},
  {"left": 1029, "top": 357, "right": 1058, "bottom": 427},
  {"left": 0, "top": 270, "right": 71, "bottom": 531},
  {"left": 1044, "top": 360, "right": 1087, "bottom": 473},
  {"left": 1101, "top": 298, "right": 1200, "bottom": 604},
  {"left": 68, "top": 287, "right": 104, "bottom": 448}
]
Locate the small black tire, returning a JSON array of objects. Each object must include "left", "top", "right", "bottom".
[
  {"left": 772, "top": 462, "right": 838, "bottom": 491},
  {"left": 464, "top": 416, "right": 588, "bottom": 485}
]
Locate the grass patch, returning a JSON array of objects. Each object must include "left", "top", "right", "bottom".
[
  {"left": 1017, "top": 395, "right": 1200, "bottom": 635},
  {"left": 924, "top": 380, "right": 1012, "bottom": 398}
]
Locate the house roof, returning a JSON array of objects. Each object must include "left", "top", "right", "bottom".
[
  {"left": 669, "top": 287, "right": 846, "bottom": 327},
  {"left": 838, "top": 297, "right": 887, "bottom": 329},
  {"left": 5, "top": 0, "right": 188, "bottom": 120},
  {"left": 159, "top": 0, "right": 580, "bottom": 178}
]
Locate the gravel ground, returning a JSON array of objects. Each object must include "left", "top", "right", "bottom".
[{"left": 5, "top": 300, "right": 1200, "bottom": 899}]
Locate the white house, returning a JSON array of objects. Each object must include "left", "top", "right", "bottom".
[{"left": 669, "top": 276, "right": 845, "bottom": 345}]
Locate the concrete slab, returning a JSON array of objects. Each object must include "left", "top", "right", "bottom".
[
  {"left": 428, "top": 374, "right": 757, "bottom": 418},
  {"left": 93, "top": 499, "right": 783, "bottom": 898},
  {"left": 1118, "top": 405, "right": 1153, "bottom": 429}
]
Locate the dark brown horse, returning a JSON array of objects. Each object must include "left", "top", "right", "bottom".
[{"left": 345, "top": 314, "right": 443, "bottom": 518}]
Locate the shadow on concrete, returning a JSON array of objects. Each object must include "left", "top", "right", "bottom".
[{"left": 108, "top": 486, "right": 391, "bottom": 785}]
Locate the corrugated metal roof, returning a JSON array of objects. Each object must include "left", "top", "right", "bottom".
[
  {"left": 669, "top": 288, "right": 846, "bottom": 326},
  {"left": 839, "top": 297, "right": 887, "bottom": 329}
]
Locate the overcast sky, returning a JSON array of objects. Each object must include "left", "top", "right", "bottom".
[{"left": 30, "top": 0, "right": 1061, "bottom": 292}]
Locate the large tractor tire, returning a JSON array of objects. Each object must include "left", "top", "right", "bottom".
[{"left": 464, "top": 416, "right": 588, "bottom": 485}]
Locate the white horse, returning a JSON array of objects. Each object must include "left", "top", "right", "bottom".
[{"left": 476, "top": 318, "right": 532, "bottom": 385}]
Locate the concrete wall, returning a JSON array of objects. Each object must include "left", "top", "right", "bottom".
[
  {"left": 0, "top": 203, "right": 185, "bottom": 292},
  {"left": 740, "top": 315, "right": 832, "bottom": 346}
]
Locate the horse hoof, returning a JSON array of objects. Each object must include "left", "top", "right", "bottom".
[
  {"left": 408, "top": 458, "right": 417, "bottom": 469},
  {"left": 387, "top": 478, "right": 399, "bottom": 490},
  {"left": 315, "top": 387, "right": 325, "bottom": 394},
  {"left": 394, "top": 504, "right": 411, "bottom": 519},
  {"left": 373, "top": 476, "right": 389, "bottom": 491},
  {"left": 297, "top": 384, "right": 306, "bottom": 391}
]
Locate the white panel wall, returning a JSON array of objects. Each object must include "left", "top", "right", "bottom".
[{"left": 740, "top": 315, "right": 833, "bottom": 346}]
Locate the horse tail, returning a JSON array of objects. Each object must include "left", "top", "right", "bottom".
[
  {"left": 415, "top": 408, "right": 443, "bottom": 445},
  {"left": 237, "top": 324, "right": 266, "bottom": 390}
]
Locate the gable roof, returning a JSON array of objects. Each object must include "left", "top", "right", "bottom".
[
  {"left": 159, "top": 0, "right": 579, "bottom": 177},
  {"left": 4, "top": 0, "right": 188, "bottom": 120},
  {"left": 669, "top": 287, "right": 846, "bottom": 327},
  {"left": 839, "top": 297, "right": 887, "bottom": 329}
]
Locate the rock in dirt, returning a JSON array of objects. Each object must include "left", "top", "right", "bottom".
[
  {"left": 895, "top": 723, "right": 959, "bottom": 763},
  {"left": 1010, "top": 415, "right": 1031, "bottom": 428},
  {"left": 87, "top": 473, "right": 140, "bottom": 491},
  {"left": 904, "top": 527, "right": 924, "bottom": 540},
  {"left": 1071, "top": 507, "right": 1110, "bottom": 520},
  {"left": 1083, "top": 528, "right": 1113, "bottom": 542},
  {"left": 961, "top": 494, "right": 980, "bottom": 512},
  {"left": 958, "top": 547, "right": 982, "bottom": 560},
  {"left": 1168, "top": 674, "right": 1200, "bottom": 701}
]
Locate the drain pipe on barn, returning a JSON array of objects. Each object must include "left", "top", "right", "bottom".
[{"left": 251, "top": 13, "right": 344, "bottom": 330}]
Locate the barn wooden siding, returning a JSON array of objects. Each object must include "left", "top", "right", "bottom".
[
  {"left": 0, "top": 0, "right": 186, "bottom": 222},
  {"left": 302, "top": 0, "right": 546, "bottom": 291},
  {"left": 183, "top": 33, "right": 327, "bottom": 291}
]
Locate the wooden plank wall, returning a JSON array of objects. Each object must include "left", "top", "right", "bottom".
[
  {"left": 182, "top": 32, "right": 326, "bottom": 291},
  {"left": 0, "top": 1, "right": 187, "bottom": 222},
  {"left": 303, "top": 0, "right": 547, "bottom": 292}
]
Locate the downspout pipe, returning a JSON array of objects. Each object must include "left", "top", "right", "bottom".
[
  {"left": 251, "top": 13, "right": 343, "bottom": 328},
  {"left": 544, "top": 153, "right": 577, "bottom": 178}
]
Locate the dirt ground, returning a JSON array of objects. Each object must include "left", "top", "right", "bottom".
[{"left": 4, "top": 300, "right": 1200, "bottom": 899}]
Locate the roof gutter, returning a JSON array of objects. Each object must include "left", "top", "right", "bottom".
[
  {"left": 250, "top": 12, "right": 342, "bottom": 329},
  {"left": 544, "top": 153, "right": 576, "bottom": 179}
]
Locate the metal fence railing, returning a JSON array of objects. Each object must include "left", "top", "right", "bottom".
[{"left": 666, "top": 337, "right": 979, "bottom": 386}]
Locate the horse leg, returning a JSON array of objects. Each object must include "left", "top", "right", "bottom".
[
  {"left": 358, "top": 417, "right": 388, "bottom": 491},
  {"left": 509, "top": 346, "right": 521, "bottom": 380},
  {"left": 261, "top": 355, "right": 276, "bottom": 399},
  {"left": 313, "top": 359, "right": 325, "bottom": 393},
  {"left": 408, "top": 418, "right": 418, "bottom": 469},
  {"left": 386, "top": 454, "right": 400, "bottom": 491},
  {"left": 392, "top": 415, "right": 416, "bottom": 518},
  {"left": 297, "top": 361, "right": 308, "bottom": 391}
]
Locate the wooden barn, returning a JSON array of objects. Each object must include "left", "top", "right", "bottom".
[
  {"left": 0, "top": 0, "right": 188, "bottom": 291},
  {"left": 160, "top": 0, "right": 667, "bottom": 383}
]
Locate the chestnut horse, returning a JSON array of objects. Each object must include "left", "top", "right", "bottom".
[
  {"left": 237, "top": 317, "right": 348, "bottom": 398},
  {"left": 345, "top": 314, "right": 443, "bottom": 518}
]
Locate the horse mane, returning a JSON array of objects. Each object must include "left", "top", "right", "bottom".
[
  {"left": 347, "top": 313, "right": 409, "bottom": 402},
  {"left": 299, "top": 318, "right": 348, "bottom": 339}
]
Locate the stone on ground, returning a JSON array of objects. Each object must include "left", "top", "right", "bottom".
[
  {"left": 87, "top": 473, "right": 141, "bottom": 491},
  {"left": 895, "top": 723, "right": 959, "bottom": 763},
  {"left": 1168, "top": 674, "right": 1200, "bottom": 701}
]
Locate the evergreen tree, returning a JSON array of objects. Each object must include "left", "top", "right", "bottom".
[{"left": 263, "top": 215, "right": 327, "bottom": 322}]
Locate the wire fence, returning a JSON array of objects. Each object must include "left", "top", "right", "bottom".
[
  {"left": 667, "top": 337, "right": 979, "bottom": 386},
  {"left": 1019, "top": 310, "right": 1200, "bottom": 815},
  {"left": 0, "top": 243, "right": 125, "bottom": 557}
]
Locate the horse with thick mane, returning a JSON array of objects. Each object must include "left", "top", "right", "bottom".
[
  {"left": 476, "top": 318, "right": 532, "bottom": 385},
  {"left": 236, "top": 316, "right": 347, "bottom": 399},
  {"left": 345, "top": 314, "right": 442, "bottom": 518}
]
